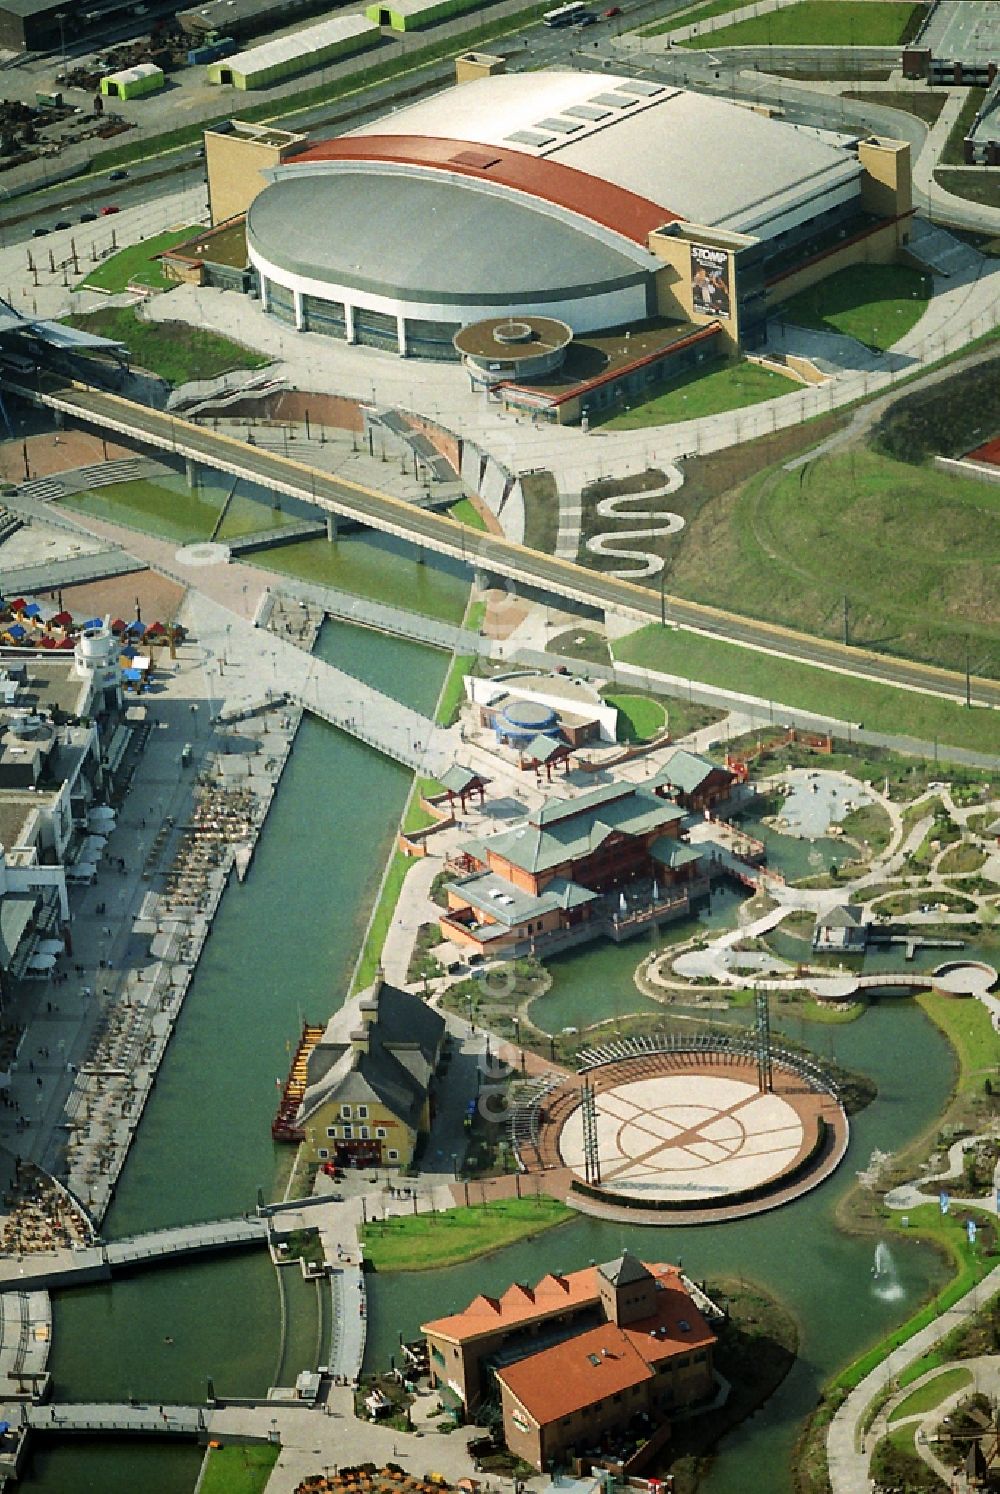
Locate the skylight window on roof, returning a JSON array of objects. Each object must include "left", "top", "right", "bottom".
[
  {"left": 564, "top": 103, "right": 611, "bottom": 121},
  {"left": 615, "top": 79, "right": 665, "bottom": 96},
  {"left": 505, "top": 129, "right": 556, "bottom": 147},
  {"left": 536, "top": 116, "right": 583, "bottom": 134},
  {"left": 589, "top": 92, "right": 633, "bottom": 109}
]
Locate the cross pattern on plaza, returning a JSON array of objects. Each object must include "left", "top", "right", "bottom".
[{"left": 562, "top": 1076, "right": 806, "bottom": 1199}]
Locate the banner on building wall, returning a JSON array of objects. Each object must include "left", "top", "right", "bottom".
[{"left": 690, "top": 243, "right": 732, "bottom": 320}]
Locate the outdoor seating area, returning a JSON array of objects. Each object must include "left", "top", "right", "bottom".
[
  {"left": 160, "top": 785, "right": 259, "bottom": 904},
  {"left": 295, "top": 1468, "right": 476, "bottom": 1494},
  {"left": 1, "top": 1163, "right": 95, "bottom": 1254}
]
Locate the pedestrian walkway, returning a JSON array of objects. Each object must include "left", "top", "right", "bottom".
[{"left": 827, "top": 1265, "right": 1000, "bottom": 1494}]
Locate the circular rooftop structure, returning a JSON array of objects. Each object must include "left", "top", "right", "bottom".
[
  {"left": 454, "top": 314, "right": 573, "bottom": 383},
  {"left": 498, "top": 699, "right": 558, "bottom": 741}
]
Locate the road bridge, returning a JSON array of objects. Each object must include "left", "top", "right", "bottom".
[
  {"left": 0, "top": 1215, "right": 269, "bottom": 1292},
  {"left": 25, "top": 379, "right": 1000, "bottom": 715}
]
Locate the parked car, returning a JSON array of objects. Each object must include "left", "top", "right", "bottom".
[
  {"left": 576, "top": 10, "right": 598, "bottom": 21},
  {"left": 99, "top": 205, "right": 120, "bottom": 215},
  {"left": 604, "top": 5, "right": 621, "bottom": 13},
  {"left": 80, "top": 210, "right": 98, "bottom": 222},
  {"left": 31, "top": 226, "right": 49, "bottom": 237},
  {"left": 53, "top": 219, "right": 72, "bottom": 230},
  {"left": 108, "top": 169, "right": 128, "bottom": 181}
]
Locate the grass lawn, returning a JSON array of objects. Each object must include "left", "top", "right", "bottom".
[
  {"left": 887, "top": 1365, "right": 972, "bottom": 1421},
  {"left": 941, "top": 88, "right": 986, "bottom": 167},
  {"left": 643, "top": 0, "right": 742, "bottom": 34},
  {"left": 522, "top": 469, "right": 560, "bottom": 554},
  {"left": 777, "top": 264, "right": 930, "bottom": 350},
  {"left": 353, "top": 850, "right": 411, "bottom": 993},
  {"left": 198, "top": 1443, "right": 279, "bottom": 1494},
  {"left": 360, "top": 1196, "right": 572, "bottom": 1270},
  {"left": 78, "top": 225, "right": 201, "bottom": 293},
  {"left": 450, "top": 497, "right": 488, "bottom": 531},
  {"left": 402, "top": 776, "right": 446, "bottom": 834},
  {"left": 842, "top": 89, "right": 948, "bottom": 126},
  {"left": 60, "top": 476, "right": 294, "bottom": 545},
  {"left": 682, "top": 0, "right": 924, "bottom": 47},
  {"left": 601, "top": 361, "right": 790, "bottom": 429},
  {"left": 843, "top": 90, "right": 944, "bottom": 126},
  {"left": 915, "top": 992, "right": 999, "bottom": 1097},
  {"left": 65, "top": 306, "right": 270, "bottom": 386},
  {"left": 436, "top": 652, "right": 475, "bottom": 726},
  {"left": 656, "top": 441, "right": 1000, "bottom": 680},
  {"left": 937, "top": 842, "right": 987, "bottom": 875},
  {"left": 935, "top": 168, "right": 1000, "bottom": 211},
  {"left": 605, "top": 691, "right": 668, "bottom": 742},
  {"left": 613, "top": 625, "right": 1000, "bottom": 754}
]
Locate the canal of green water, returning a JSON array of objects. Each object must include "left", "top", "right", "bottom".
[
  {"left": 20, "top": 577, "right": 969, "bottom": 1492},
  {"left": 22, "top": 615, "right": 453, "bottom": 1492},
  {"left": 59, "top": 473, "right": 471, "bottom": 625}
]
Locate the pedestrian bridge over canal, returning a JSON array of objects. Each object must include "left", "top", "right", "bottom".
[{"left": 0, "top": 1215, "right": 269, "bottom": 1292}]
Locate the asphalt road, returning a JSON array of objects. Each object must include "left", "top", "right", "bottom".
[{"left": 44, "top": 380, "right": 1000, "bottom": 716}]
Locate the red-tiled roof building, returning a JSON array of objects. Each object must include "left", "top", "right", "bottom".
[{"left": 423, "top": 1250, "right": 716, "bottom": 1472}]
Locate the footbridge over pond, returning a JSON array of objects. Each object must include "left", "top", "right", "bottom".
[
  {"left": 802, "top": 960, "right": 998, "bottom": 1005},
  {"left": 0, "top": 1215, "right": 269, "bottom": 1292}
]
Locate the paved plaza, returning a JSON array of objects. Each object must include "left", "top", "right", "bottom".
[{"left": 559, "top": 1073, "right": 807, "bottom": 1202}]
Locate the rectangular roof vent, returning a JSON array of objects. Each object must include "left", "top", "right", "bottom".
[
  {"left": 535, "top": 116, "right": 584, "bottom": 134},
  {"left": 505, "top": 129, "right": 556, "bottom": 147},
  {"left": 615, "top": 79, "right": 666, "bottom": 96},
  {"left": 589, "top": 92, "right": 635, "bottom": 109},
  {"left": 564, "top": 103, "right": 612, "bottom": 121},
  {"left": 449, "top": 148, "right": 502, "bottom": 168}
]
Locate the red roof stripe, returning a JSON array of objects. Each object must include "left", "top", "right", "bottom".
[{"left": 288, "top": 134, "right": 678, "bottom": 246}]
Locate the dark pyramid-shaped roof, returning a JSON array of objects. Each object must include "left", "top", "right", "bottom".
[{"left": 599, "top": 1249, "right": 653, "bottom": 1288}]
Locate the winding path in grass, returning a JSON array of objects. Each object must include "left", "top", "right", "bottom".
[{"left": 584, "top": 469, "right": 686, "bottom": 578}]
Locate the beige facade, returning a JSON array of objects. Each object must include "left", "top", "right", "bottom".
[
  {"left": 454, "top": 51, "right": 506, "bottom": 83},
  {"left": 205, "top": 119, "right": 308, "bottom": 227},
  {"left": 858, "top": 136, "right": 912, "bottom": 220},
  {"left": 648, "top": 222, "right": 753, "bottom": 353}
]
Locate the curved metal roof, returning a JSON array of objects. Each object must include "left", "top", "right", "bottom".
[
  {"left": 246, "top": 168, "right": 650, "bottom": 306},
  {"left": 288, "top": 133, "right": 679, "bottom": 246}
]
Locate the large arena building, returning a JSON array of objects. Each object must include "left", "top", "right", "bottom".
[{"left": 200, "top": 65, "right": 912, "bottom": 416}]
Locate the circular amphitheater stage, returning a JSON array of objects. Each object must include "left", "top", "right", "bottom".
[{"left": 542, "top": 1050, "right": 848, "bottom": 1226}]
